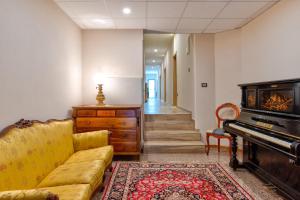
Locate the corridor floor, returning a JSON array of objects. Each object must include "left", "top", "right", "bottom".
[{"left": 144, "top": 98, "right": 190, "bottom": 114}]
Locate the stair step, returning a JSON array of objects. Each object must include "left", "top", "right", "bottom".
[
  {"left": 143, "top": 141, "right": 205, "bottom": 153},
  {"left": 145, "top": 114, "right": 192, "bottom": 121},
  {"left": 145, "top": 120, "right": 195, "bottom": 130},
  {"left": 144, "top": 130, "right": 201, "bottom": 141}
]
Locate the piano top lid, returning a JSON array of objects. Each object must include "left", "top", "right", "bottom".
[{"left": 238, "top": 78, "right": 300, "bottom": 87}]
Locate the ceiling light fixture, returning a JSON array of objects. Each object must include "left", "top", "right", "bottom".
[
  {"left": 152, "top": 60, "right": 155, "bottom": 63},
  {"left": 154, "top": 49, "right": 158, "bottom": 52},
  {"left": 122, "top": 7, "right": 131, "bottom": 15},
  {"left": 92, "top": 19, "right": 107, "bottom": 24}
]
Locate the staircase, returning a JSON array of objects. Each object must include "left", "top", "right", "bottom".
[{"left": 143, "top": 113, "right": 205, "bottom": 153}]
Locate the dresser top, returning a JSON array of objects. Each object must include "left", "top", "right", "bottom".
[{"left": 73, "top": 104, "right": 142, "bottom": 109}]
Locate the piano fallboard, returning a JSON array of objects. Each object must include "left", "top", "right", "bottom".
[{"left": 237, "top": 111, "right": 300, "bottom": 140}]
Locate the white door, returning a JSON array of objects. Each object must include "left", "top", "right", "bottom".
[{"left": 148, "top": 79, "right": 155, "bottom": 98}]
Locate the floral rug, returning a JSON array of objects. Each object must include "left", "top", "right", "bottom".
[{"left": 101, "top": 162, "right": 256, "bottom": 200}]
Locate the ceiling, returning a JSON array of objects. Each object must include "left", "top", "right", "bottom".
[
  {"left": 144, "top": 34, "right": 173, "bottom": 65},
  {"left": 54, "top": 0, "right": 280, "bottom": 33}
]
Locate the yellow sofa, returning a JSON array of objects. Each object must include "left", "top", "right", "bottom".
[{"left": 0, "top": 119, "right": 113, "bottom": 200}]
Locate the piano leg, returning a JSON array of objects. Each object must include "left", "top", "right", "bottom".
[{"left": 229, "top": 134, "right": 239, "bottom": 170}]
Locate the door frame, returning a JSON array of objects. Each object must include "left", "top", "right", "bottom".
[
  {"left": 164, "top": 68, "right": 166, "bottom": 102},
  {"left": 173, "top": 54, "right": 177, "bottom": 106}
]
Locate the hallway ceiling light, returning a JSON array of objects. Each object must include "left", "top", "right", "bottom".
[
  {"left": 122, "top": 7, "right": 131, "bottom": 15},
  {"left": 154, "top": 49, "right": 158, "bottom": 52},
  {"left": 152, "top": 60, "right": 156, "bottom": 63}
]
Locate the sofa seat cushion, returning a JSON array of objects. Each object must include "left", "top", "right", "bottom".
[
  {"left": 65, "top": 146, "right": 113, "bottom": 168},
  {"left": 37, "top": 160, "right": 105, "bottom": 191},
  {"left": 0, "top": 189, "right": 58, "bottom": 200},
  {"left": 40, "top": 184, "right": 91, "bottom": 200}
]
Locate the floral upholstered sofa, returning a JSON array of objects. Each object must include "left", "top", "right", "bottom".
[{"left": 0, "top": 119, "right": 113, "bottom": 200}]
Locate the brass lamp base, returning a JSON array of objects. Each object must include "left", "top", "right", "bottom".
[{"left": 96, "top": 84, "right": 105, "bottom": 105}]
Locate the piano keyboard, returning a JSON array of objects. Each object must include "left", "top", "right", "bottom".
[{"left": 229, "top": 123, "right": 292, "bottom": 149}]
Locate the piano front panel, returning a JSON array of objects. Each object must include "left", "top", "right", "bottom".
[{"left": 243, "top": 140, "right": 300, "bottom": 199}]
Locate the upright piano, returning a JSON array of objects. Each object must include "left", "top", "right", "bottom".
[{"left": 224, "top": 79, "right": 300, "bottom": 200}]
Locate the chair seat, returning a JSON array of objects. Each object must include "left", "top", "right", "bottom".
[
  {"left": 40, "top": 184, "right": 92, "bottom": 200},
  {"left": 207, "top": 129, "right": 231, "bottom": 137},
  {"left": 38, "top": 160, "right": 105, "bottom": 191},
  {"left": 65, "top": 146, "right": 113, "bottom": 168}
]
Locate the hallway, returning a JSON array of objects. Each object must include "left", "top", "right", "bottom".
[{"left": 144, "top": 98, "right": 189, "bottom": 115}]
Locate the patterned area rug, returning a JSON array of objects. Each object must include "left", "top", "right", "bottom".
[{"left": 102, "top": 162, "right": 256, "bottom": 200}]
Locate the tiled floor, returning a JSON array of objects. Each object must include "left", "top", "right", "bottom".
[{"left": 144, "top": 98, "right": 190, "bottom": 114}]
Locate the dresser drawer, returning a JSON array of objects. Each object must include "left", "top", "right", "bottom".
[
  {"left": 76, "top": 110, "right": 97, "bottom": 117},
  {"left": 116, "top": 110, "right": 136, "bottom": 117},
  {"left": 97, "top": 110, "right": 115, "bottom": 117},
  {"left": 76, "top": 118, "right": 136, "bottom": 129},
  {"left": 110, "top": 130, "right": 136, "bottom": 142},
  {"left": 112, "top": 142, "right": 137, "bottom": 152},
  {"left": 113, "top": 118, "right": 136, "bottom": 129}
]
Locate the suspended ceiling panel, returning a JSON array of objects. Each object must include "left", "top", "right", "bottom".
[{"left": 54, "top": 0, "right": 280, "bottom": 33}]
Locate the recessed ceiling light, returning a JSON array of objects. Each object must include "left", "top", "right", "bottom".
[
  {"left": 92, "top": 19, "right": 107, "bottom": 24},
  {"left": 154, "top": 49, "right": 158, "bottom": 52},
  {"left": 122, "top": 7, "right": 131, "bottom": 15},
  {"left": 152, "top": 60, "right": 155, "bottom": 63}
]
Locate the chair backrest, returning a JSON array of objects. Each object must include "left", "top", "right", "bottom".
[{"left": 216, "top": 103, "right": 240, "bottom": 128}]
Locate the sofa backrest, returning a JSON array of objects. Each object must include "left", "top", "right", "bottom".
[{"left": 0, "top": 120, "right": 74, "bottom": 191}]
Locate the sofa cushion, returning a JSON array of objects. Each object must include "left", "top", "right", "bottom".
[
  {"left": 0, "top": 120, "right": 74, "bottom": 191},
  {"left": 73, "top": 130, "right": 109, "bottom": 151},
  {"left": 40, "top": 184, "right": 91, "bottom": 200},
  {"left": 37, "top": 160, "right": 105, "bottom": 191},
  {"left": 65, "top": 146, "right": 113, "bottom": 168}
]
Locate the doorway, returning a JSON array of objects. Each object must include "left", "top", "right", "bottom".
[
  {"left": 173, "top": 54, "right": 177, "bottom": 106},
  {"left": 143, "top": 33, "right": 174, "bottom": 113},
  {"left": 164, "top": 68, "right": 166, "bottom": 102},
  {"left": 148, "top": 79, "right": 156, "bottom": 98}
]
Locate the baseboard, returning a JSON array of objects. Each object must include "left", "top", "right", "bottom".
[
  {"left": 176, "top": 106, "right": 192, "bottom": 114},
  {"left": 207, "top": 145, "right": 243, "bottom": 153}
]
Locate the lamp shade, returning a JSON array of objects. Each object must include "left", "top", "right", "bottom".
[{"left": 93, "top": 73, "right": 106, "bottom": 85}]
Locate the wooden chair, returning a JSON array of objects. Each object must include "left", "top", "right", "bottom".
[{"left": 205, "top": 103, "right": 240, "bottom": 156}]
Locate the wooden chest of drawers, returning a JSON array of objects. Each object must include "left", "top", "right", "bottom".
[{"left": 73, "top": 105, "right": 141, "bottom": 155}]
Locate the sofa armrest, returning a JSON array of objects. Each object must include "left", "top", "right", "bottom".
[
  {"left": 0, "top": 189, "right": 58, "bottom": 200},
  {"left": 73, "top": 130, "right": 110, "bottom": 151}
]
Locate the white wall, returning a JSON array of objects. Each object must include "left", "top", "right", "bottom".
[
  {"left": 213, "top": 0, "right": 300, "bottom": 146},
  {"left": 215, "top": 0, "right": 300, "bottom": 107},
  {"left": 0, "top": 0, "right": 82, "bottom": 129},
  {"left": 173, "top": 34, "right": 194, "bottom": 111},
  {"left": 192, "top": 34, "right": 215, "bottom": 140},
  {"left": 215, "top": 29, "right": 242, "bottom": 107},
  {"left": 82, "top": 30, "right": 143, "bottom": 105},
  {"left": 241, "top": 0, "right": 300, "bottom": 82}
]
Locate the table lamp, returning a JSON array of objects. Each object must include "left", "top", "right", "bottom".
[{"left": 94, "top": 74, "right": 106, "bottom": 105}]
